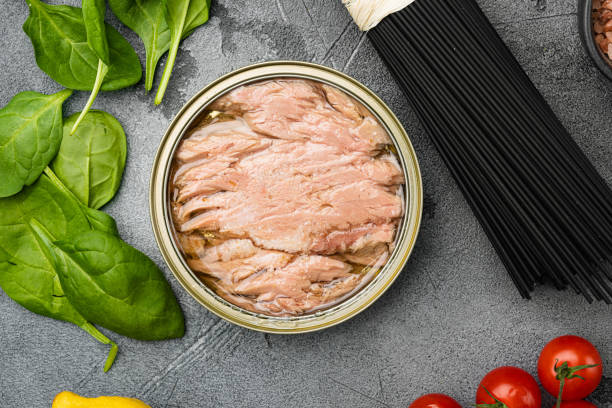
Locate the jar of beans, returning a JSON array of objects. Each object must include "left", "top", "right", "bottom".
[{"left": 594, "top": 0, "right": 612, "bottom": 59}]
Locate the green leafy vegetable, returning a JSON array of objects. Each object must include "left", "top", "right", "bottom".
[
  {"left": 50, "top": 230, "right": 185, "bottom": 341},
  {"left": 72, "top": 0, "right": 111, "bottom": 134},
  {"left": 44, "top": 168, "right": 119, "bottom": 234},
  {"left": 107, "top": 0, "right": 171, "bottom": 92},
  {"left": 83, "top": 0, "right": 110, "bottom": 64},
  {"left": 23, "top": 0, "right": 141, "bottom": 92},
  {"left": 0, "top": 174, "right": 119, "bottom": 371},
  {"left": 0, "top": 89, "right": 72, "bottom": 198},
  {"left": 51, "top": 111, "right": 126, "bottom": 210},
  {"left": 155, "top": 0, "right": 211, "bottom": 105},
  {"left": 73, "top": 61, "right": 110, "bottom": 135}
]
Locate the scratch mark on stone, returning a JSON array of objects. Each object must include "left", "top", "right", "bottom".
[
  {"left": 225, "top": 333, "right": 246, "bottom": 357},
  {"left": 276, "top": 0, "right": 288, "bottom": 23},
  {"left": 74, "top": 361, "right": 101, "bottom": 389},
  {"left": 343, "top": 32, "right": 367, "bottom": 71},
  {"left": 329, "top": 377, "right": 391, "bottom": 407},
  {"left": 196, "top": 316, "right": 220, "bottom": 337},
  {"left": 320, "top": 18, "right": 353, "bottom": 68},
  {"left": 139, "top": 318, "right": 237, "bottom": 397},
  {"left": 213, "top": 327, "right": 243, "bottom": 353},
  {"left": 377, "top": 369, "right": 385, "bottom": 403},
  {"left": 164, "top": 377, "right": 180, "bottom": 408},
  {"left": 300, "top": 0, "right": 329, "bottom": 61},
  {"left": 300, "top": 0, "right": 317, "bottom": 30}
]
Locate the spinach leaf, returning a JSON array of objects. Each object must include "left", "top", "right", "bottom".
[
  {"left": 50, "top": 230, "right": 185, "bottom": 341},
  {"left": 0, "top": 89, "right": 72, "bottom": 198},
  {"left": 83, "top": 0, "right": 110, "bottom": 65},
  {"left": 154, "top": 0, "right": 211, "bottom": 105},
  {"left": 108, "top": 0, "right": 171, "bottom": 92},
  {"left": 0, "top": 176, "right": 118, "bottom": 371},
  {"left": 51, "top": 111, "right": 126, "bottom": 210},
  {"left": 0, "top": 173, "right": 118, "bottom": 304},
  {"left": 23, "top": 0, "right": 141, "bottom": 92},
  {"left": 72, "top": 0, "right": 111, "bottom": 134},
  {"left": 44, "top": 167, "right": 119, "bottom": 234}
]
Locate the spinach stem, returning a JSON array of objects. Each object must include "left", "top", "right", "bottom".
[
  {"left": 154, "top": 37, "right": 180, "bottom": 105},
  {"left": 154, "top": 5, "right": 188, "bottom": 105},
  {"left": 145, "top": 51, "right": 156, "bottom": 92},
  {"left": 79, "top": 321, "right": 119, "bottom": 372},
  {"left": 44, "top": 167, "right": 75, "bottom": 200},
  {"left": 71, "top": 59, "right": 108, "bottom": 134}
]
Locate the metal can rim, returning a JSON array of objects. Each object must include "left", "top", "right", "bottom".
[{"left": 150, "top": 61, "right": 423, "bottom": 333}]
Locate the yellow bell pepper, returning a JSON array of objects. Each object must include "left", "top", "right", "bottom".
[{"left": 52, "top": 391, "right": 151, "bottom": 408}]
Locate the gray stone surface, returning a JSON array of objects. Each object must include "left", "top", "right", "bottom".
[{"left": 1, "top": 0, "right": 611, "bottom": 407}]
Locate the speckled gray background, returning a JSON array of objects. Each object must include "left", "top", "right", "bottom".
[{"left": 1, "top": 0, "right": 611, "bottom": 407}]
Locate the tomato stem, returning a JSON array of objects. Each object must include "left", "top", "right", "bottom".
[
  {"left": 476, "top": 387, "right": 509, "bottom": 408},
  {"left": 553, "top": 358, "right": 600, "bottom": 408},
  {"left": 555, "top": 377, "right": 564, "bottom": 408}
]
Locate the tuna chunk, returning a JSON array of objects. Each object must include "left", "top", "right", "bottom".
[
  {"left": 188, "top": 239, "right": 294, "bottom": 283},
  {"left": 171, "top": 79, "right": 405, "bottom": 316},
  {"left": 310, "top": 223, "right": 396, "bottom": 254},
  {"left": 210, "top": 80, "right": 391, "bottom": 153},
  {"left": 341, "top": 243, "right": 390, "bottom": 267},
  {"left": 188, "top": 239, "right": 361, "bottom": 315},
  {"left": 321, "top": 84, "right": 369, "bottom": 121},
  {"left": 175, "top": 142, "right": 403, "bottom": 253}
]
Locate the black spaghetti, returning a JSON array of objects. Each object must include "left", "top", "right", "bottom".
[{"left": 366, "top": 0, "right": 612, "bottom": 303}]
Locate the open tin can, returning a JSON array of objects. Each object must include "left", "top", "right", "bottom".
[{"left": 150, "top": 61, "right": 422, "bottom": 333}]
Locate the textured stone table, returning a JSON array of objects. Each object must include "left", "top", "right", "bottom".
[{"left": 1, "top": 1, "right": 611, "bottom": 407}]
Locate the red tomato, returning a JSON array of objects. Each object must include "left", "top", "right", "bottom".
[
  {"left": 538, "top": 335, "right": 602, "bottom": 401},
  {"left": 557, "top": 401, "right": 597, "bottom": 408},
  {"left": 476, "top": 366, "right": 541, "bottom": 408},
  {"left": 409, "top": 393, "right": 461, "bottom": 408}
]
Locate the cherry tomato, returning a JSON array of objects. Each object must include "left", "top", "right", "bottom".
[
  {"left": 409, "top": 393, "right": 461, "bottom": 408},
  {"left": 475, "top": 366, "right": 541, "bottom": 408},
  {"left": 538, "top": 335, "right": 602, "bottom": 401},
  {"left": 557, "top": 401, "right": 597, "bottom": 408}
]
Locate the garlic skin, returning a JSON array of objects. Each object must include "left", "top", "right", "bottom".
[{"left": 342, "top": 0, "right": 416, "bottom": 31}]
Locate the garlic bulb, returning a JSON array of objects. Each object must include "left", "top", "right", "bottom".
[{"left": 342, "top": 0, "right": 416, "bottom": 31}]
